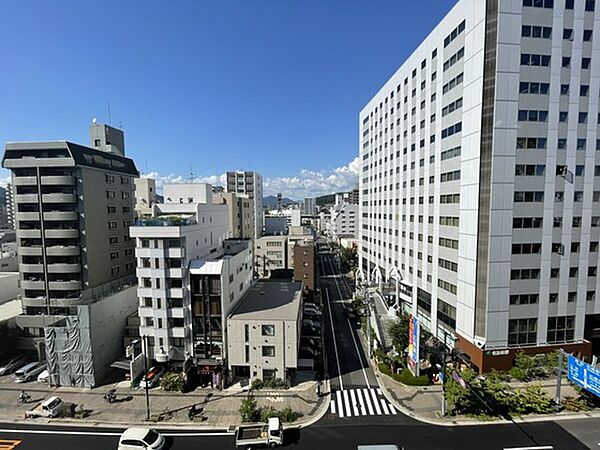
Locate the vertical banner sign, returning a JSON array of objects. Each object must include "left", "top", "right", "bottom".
[{"left": 407, "top": 314, "right": 420, "bottom": 376}]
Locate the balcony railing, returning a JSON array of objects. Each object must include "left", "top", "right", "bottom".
[{"left": 135, "top": 216, "right": 196, "bottom": 227}]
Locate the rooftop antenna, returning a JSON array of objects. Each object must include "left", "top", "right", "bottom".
[
  {"left": 189, "top": 162, "right": 195, "bottom": 183},
  {"left": 107, "top": 100, "right": 112, "bottom": 125}
]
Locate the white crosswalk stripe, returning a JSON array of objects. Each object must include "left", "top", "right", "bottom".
[
  {"left": 336, "top": 390, "right": 344, "bottom": 418},
  {"left": 330, "top": 388, "right": 395, "bottom": 418}
]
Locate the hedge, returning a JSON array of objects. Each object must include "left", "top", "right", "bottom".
[{"left": 378, "top": 362, "right": 429, "bottom": 386}]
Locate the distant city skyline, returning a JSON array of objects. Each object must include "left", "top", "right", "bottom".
[{"left": 0, "top": 0, "right": 454, "bottom": 197}]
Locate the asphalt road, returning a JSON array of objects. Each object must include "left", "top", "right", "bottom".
[
  {"left": 0, "top": 418, "right": 594, "bottom": 450},
  {"left": 0, "top": 245, "right": 594, "bottom": 449}
]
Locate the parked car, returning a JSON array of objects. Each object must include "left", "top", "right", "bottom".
[
  {"left": 139, "top": 366, "right": 166, "bottom": 389},
  {"left": 303, "top": 310, "right": 321, "bottom": 319},
  {"left": 14, "top": 362, "right": 47, "bottom": 383},
  {"left": 118, "top": 428, "right": 165, "bottom": 450},
  {"left": 303, "top": 319, "right": 321, "bottom": 330},
  {"left": 300, "top": 337, "right": 321, "bottom": 349},
  {"left": 37, "top": 369, "right": 49, "bottom": 383},
  {"left": 302, "top": 325, "right": 319, "bottom": 336},
  {"left": 0, "top": 355, "right": 30, "bottom": 376},
  {"left": 303, "top": 303, "right": 321, "bottom": 313}
]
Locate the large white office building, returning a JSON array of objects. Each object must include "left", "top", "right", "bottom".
[
  {"left": 226, "top": 171, "right": 264, "bottom": 239},
  {"left": 359, "top": 0, "right": 599, "bottom": 372}
]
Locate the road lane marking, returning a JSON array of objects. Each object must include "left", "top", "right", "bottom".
[
  {"left": 377, "top": 388, "right": 382, "bottom": 395},
  {"left": 0, "top": 440, "right": 21, "bottom": 450},
  {"left": 336, "top": 390, "right": 344, "bottom": 418},
  {"left": 349, "top": 389, "right": 360, "bottom": 416},
  {"left": 355, "top": 388, "right": 367, "bottom": 415},
  {"left": 0, "top": 429, "right": 232, "bottom": 437},
  {"left": 330, "top": 399, "right": 336, "bottom": 414},
  {"left": 370, "top": 388, "right": 382, "bottom": 415},
  {"left": 343, "top": 389, "right": 352, "bottom": 417},
  {"left": 362, "top": 388, "right": 374, "bottom": 415},
  {"left": 388, "top": 403, "right": 397, "bottom": 414},
  {"left": 327, "top": 256, "right": 371, "bottom": 388},
  {"left": 380, "top": 397, "right": 390, "bottom": 415},
  {"left": 325, "top": 287, "right": 344, "bottom": 391}
]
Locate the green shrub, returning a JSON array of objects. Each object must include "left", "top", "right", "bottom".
[
  {"left": 251, "top": 377, "right": 290, "bottom": 390},
  {"left": 160, "top": 371, "right": 184, "bottom": 392},
  {"left": 395, "top": 368, "right": 429, "bottom": 386},
  {"left": 239, "top": 395, "right": 259, "bottom": 422},
  {"left": 511, "top": 384, "right": 554, "bottom": 415},
  {"left": 378, "top": 362, "right": 392, "bottom": 376},
  {"left": 562, "top": 396, "right": 591, "bottom": 412}
]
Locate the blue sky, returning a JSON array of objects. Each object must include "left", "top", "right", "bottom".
[{"left": 0, "top": 0, "right": 454, "bottom": 198}]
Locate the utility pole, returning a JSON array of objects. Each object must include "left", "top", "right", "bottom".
[
  {"left": 555, "top": 349, "right": 565, "bottom": 411},
  {"left": 142, "top": 335, "right": 151, "bottom": 420},
  {"left": 366, "top": 294, "right": 372, "bottom": 359}
]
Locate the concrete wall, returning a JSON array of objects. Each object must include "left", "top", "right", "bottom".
[
  {"left": 0, "top": 272, "right": 19, "bottom": 304},
  {"left": 80, "top": 166, "right": 136, "bottom": 288},
  {"left": 87, "top": 285, "right": 138, "bottom": 382},
  {"left": 164, "top": 183, "right": 212, "bottom": 205}
]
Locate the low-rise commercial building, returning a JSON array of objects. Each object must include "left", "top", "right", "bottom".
[
  {"left": 227, "top": 280, "right": 302, "bottom": 382},
  {"left": 255, "top": 235, "right": 287, "bottom": 278}
]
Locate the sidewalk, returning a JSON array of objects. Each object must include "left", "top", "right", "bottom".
[
  {"left": 375, "top": 364, "right": 600, "bottom": 426},
  {"left": 0, "top": 378, "right": 330, "bottom": 429}
]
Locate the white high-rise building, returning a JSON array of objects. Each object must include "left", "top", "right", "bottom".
[
  {"left": 359, "top": 0, "right": 598, "bottom": 372},
  {"left": 130, "top": 183, "right": 253, "bottom": 377},
  {"left": 226, "top": 171, "right": 263, "bottom": 239}
]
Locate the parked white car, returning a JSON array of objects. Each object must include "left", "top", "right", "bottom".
[
  {"left": 118, "top": 428, "right": 165, "bottom": 450},
  {"left": 37, "top": 369, "right": 49, "bottom": 383},
  {"left": 14, "top": 362, "right": 47, "bottom": 383}
]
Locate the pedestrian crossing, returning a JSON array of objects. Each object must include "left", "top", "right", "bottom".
[{"left": 329, "top": 387, "right": 397, "bottom": 418}]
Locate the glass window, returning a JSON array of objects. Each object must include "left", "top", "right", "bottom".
[
  {"left": 261, "top": 325, "right": 275, "bottom": 336},
  {"left": 262, "top": 346, "right": 275, "bottom": 357}
]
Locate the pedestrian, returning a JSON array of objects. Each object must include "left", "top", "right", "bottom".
[
  {"left": 316, "top": 381, "right": 321, "bottom": 397},
  {"left": 70, "top": 403, "right": 76, "bottom": 418}
]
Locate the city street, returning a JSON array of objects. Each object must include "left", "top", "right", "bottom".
[{"left": 0, "top": 246, "right": 595, "bottom": 449}]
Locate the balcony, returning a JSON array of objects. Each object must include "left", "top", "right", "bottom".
[
  {"left": 15, "top": 194, "right": 38, "bottom": 203},
  {"left": 44, "top": 211, "right": 78, "bottom": 221},
  {"left": 48, "top": 280, "right": 82, "bottom": 290},
  {"left": 136, "top": 267, "right": 152, "bottom": 278},
  {"left": 45, "top": 229, "right": 79, "bottom": 239},
  {"left": 47, "top": 263, "right": 81, "bottom": 273},
  {"left": 46, "top": 246, "right": 80, "bottom": 256},
  {"left": 166, "top": 248, "right": 183, "bottom": 258},
  {"left": 42, "top": 193, "right": 76, "bottom": 203},
  {"left": 168, "top": 287, "right": 184, "bottom": 298},
  {"left": 4, "top": 156, "right": 73, "bottom": 168},
  {"left": 166, "top": 268, "right": 183, "bottom": 278},
  {"left": 19, "top": 229, "right": 41, "bottom": 238},
  {"left": 168, "top": 307, "right": 185, "bottom": 318},
  {"left": 21, "top": 280, "right": 45, "bottom": 290},
  {"left": 40, "top": 175, "right": 75, "bottom": 185},
  {"left": 19, "top": 247, "right": 43, "bottom": 256},
  {"left": 20, "top": 263, "right": 44, "bottom": 273},
  {"left": 12, "top": 176, "right": 37, "bottom": 186},
  {"left": 171, "top": 327, "right": 186, "bottom": 338},
  {"left": 134, "top": 216, "right": 196, "bottom": 227},
  {"left": 138, "top": 306, "right": 154, "bottom": 317},
  {"left": 15, "top": 212, "right": 40, "bottom": 221}
]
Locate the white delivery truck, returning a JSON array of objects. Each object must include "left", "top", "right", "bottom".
[{"left": 235, "top": 417, "right": 283, "bottom": 449}]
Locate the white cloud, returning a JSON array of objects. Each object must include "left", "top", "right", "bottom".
[{"left": 144, "top": 157, "right": 359, "bottom": 200}]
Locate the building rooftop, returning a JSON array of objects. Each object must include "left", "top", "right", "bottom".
[{"left": 229, "top": 279, "right": 302, "bottom": 321}]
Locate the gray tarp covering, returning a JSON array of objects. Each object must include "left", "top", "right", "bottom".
[{"left": 45, "top": 314, "right": 95, "bottom": 388}]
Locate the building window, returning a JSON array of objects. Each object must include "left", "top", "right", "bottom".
[
  {"left": 547, "top": 316, "right": 575, "bottom": 343},
  {"left": 261, "top": 325, "right": 275, "bottom": 336},
  {"left": 262, "top": 346, "right": 275, "bottom": 357},
  {"left": 508, "top": 318, "right": 537, "bottom": 346}
]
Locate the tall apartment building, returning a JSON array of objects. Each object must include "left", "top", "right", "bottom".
[
  {"left": 130, "top": 183, "right": 253, "bottom": 384},
  {"left": 226, "top": 171, "right": 263, "bottom": 239},
  {"left": 1, "top": 123, "right": 139, "bottom": 386},
  {"left": 359, "top": 0, "right": 599, "bottom": 372},
  {"left": 213, "top": 191, "right": 255, "bottom": 239},
  {"left": 302, "top": 197, "right": 316, "bottom": 215},
  {"left": 348, "top": 188, "right": 360, "bottom": 205}
]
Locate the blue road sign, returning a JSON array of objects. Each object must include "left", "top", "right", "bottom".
[{"left": 567, "top": 354, "right": 600, "bottom": 398}]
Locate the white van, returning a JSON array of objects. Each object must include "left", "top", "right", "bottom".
[{"left": 15, "top": 362, "right": 47, "bottom": 383}]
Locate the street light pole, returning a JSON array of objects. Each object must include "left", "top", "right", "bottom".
[{"left": 142, "top": 335, "right": 151, "bottom": 421}]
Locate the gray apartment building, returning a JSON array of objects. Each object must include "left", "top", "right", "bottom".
[
  {"left": 359, "top": 0, "right": 599, "bottom": 372},
  {"left": 226, "top": 171, "right": 264, "bottom": 239},
  {"left": 227, "top": 279, "right": 303, "bottom": 382},
  {"left": 1, "top": 123, "right": 139, "bottom": 386}
]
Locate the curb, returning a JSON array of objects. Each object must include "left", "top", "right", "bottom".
[
  {"left": 373, "top": 364, "right": 600, "bottom": 426},
  {"left": 293, "top": 379, "right": 331, "bottom": 429}
]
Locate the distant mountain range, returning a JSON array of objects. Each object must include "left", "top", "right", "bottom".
[{"left": 263, "top": 195, "right": 297, "bottom": 208}]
